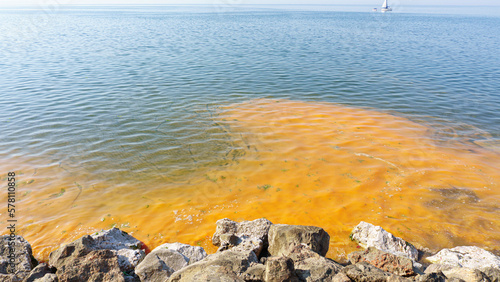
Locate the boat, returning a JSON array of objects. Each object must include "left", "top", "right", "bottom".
[
  {"left": 372, "top": 8, "right": 378, "bottom": 12},
  {"left": 381, "top": 0, "right": 392, "bottom": 12}
]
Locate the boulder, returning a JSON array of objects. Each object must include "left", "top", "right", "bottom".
[
  {"left": 54, "top": 249, "right": 126, "bottom": 282},
  {"left": 424, "top": 264, "right": 454, "bottom": 274},
  {"left": 0, "top": 235, "right": 37, "bottom": 282},
  {"left": 350, "top": 222, "right": 418, "bottom": 261},
  {"left": 167, "top": 250, "right": 258, "bottom": 281},
  {"left": 415, "top": 272, "right": 447, "bottom": 282},
  {"left": 264, "top": 257, "right": 297, "bottom": 282},
  {"left": 442, "top": 268, "right": 490, "bottom": 282},
  {"left": 332, "top": 272, "right": 352, "bottom": 282},
  {"left": 348, "top": 247, "right": 415, "bottom": 276},
  {"left": 268, "top": 225, "right": 330, "bottom": 257},
  {"left": 49, "top": 228, "right": 145, "bottom": 281},
  {"left": 288, "top": 244, "right": 343, "bottom": 281},
  {"left": 22, "top": 263, "right": 56, "bottom": 282},
  {"left": 155, "top": 243, "right": 207, "bottom": 264},
  {"left": 241, "top": 263, "right": 265, "bottom": 282},
  {"left": 135, "top": 249, "right": 189, "bottom": 282},
  {"left": 32, "top": 273, "right": 58, "bottom": 282},
  {"left": 426, "top": 246, "right": 500, "bottom": 270},
  {"left": 212, "top": 218, "right": 272, "bottom": 257},
  {"left": 341, "top": 262, "right": 392, "bottom": 282},
  {"left": 482, "top": 267, "right": 500, "bottom": 282}
]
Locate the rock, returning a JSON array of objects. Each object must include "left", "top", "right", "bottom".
[
  {"left": 241, "top": 263, "right": 265, "bottom": 282},
  {"left": 22, "top": 263, "right": 56, "bottom": 282},
  {"left": 442, "top": 268, "right": 490, "bottom": 282},
  {"left": 0, "top": 235, "right": 37, "bottom": 282},
  {"left": 153, "top": 243, "right": 207, "bottom": 264},
  {"left": 350, "top": 222, "right": 418, "bottom": 261},
  {"left": 348, "top": 247, "right": 415, "bottom": 276},
  {"left": 332, "top": 272, "right": 352, "bottom": 282},
  {"left": 167, "top": 250, "right": 258, "bottom": 281},
  {"left": 55, "top": 249, "right": 126, "bottom": 282},
  {"left": 91, "top": 228, "right": 146, "bottom": 271},
  {"left": 424, "top": 264, "right": 454, "bottom": 274},
  {"left": 341, "top": 262, "right": 392, "bottom": 282},
  {"left": 426, "top": 246, "right": 500, "bottom": 270},
  {"left": 268, "top": 225, "right": 330, "bottom": 257},
  {"left": 387, "top": 274, "right": 413, "bottom": 281},
  {"left": 482, "top": 267, "right": 500, "bottom": 282},
  {"left": 288, "top": 244, "right": 343, "bottom": 281},
  {"left": 415, "top": 272, "right": 447, "bottom": 282},
  {"left": 264, "top": 257, "right": 297, "bottom": 282},
  {"left": 33, "top": 273, "right": 58, "bottom": 282},
  {"left": 135, "top": 249, "right": 189, "bottom": 282},
  {"left": 212, "top": 218, "right": 272, "bottom": 257}
]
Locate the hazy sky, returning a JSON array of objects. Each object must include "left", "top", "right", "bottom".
[{"left": 0, "top": 0, "right": 498, "bottom": 5}]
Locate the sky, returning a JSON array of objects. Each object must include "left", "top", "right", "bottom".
[{"left": 0, "top": 0, "right": 498, "bottom": 6}]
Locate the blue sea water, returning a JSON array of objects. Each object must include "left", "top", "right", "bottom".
[{"left": 0, "top": 4, "right": 499, "bottom": 181}]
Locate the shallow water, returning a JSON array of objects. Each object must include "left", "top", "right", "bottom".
[{"left": 0, "top": 5, "right": 499, "bottom": 261}]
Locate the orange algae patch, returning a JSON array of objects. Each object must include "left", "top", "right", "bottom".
[{"left": 1, "top": 98, "right": 499, "bottom": 262}]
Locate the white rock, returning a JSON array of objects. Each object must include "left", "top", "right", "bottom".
[
  {"left": 426, "top": 246, "right": 500, "bottom": 270},
  {"left": 350, "top": 221, "right": 418, "bottom": 261},
  {"left": 153, "top": 242, "right": 207, "bottom": 264}
]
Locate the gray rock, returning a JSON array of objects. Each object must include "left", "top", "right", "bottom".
[
  {"left": 350, "top": 222, "right": 418, "bottom": 261},
  {"left": 424, "top": 264, "right": 454, "bottom": 274},
  {"left": 264, "top": 257, "right": 297, "bottom": 282},
  {"left": 0, "top": 235, "right": 36, "bottom": 282},
  {"left": 135, "top": 249, "right": 189, "bottom": 282},
  {"left": 482, "top": 267, "right": 500, "bottom": 282},
  {"left": 341, "top": 262, "right": 392, "bottom": 282},
  {"left": 348, "top": 247, "right": 415, "bottom": 276},
  {"left": 426, "top": 246, "right": 500, "bottom": 270},
  {"left": 241, "top": 263, "right": 265, "bottom": 282},
  {"left": 167, "top": 250, "right": 258, "bottom": 281},
  {"left": 152, "top": 243, "right": 206, "bottom": 265},
  {"left": 387, "top": 274, "right": 412, "bottom": 282},
  {"left": 288, "top": 244, "right": 342, "bottom": 281},
  {"left": 54, "top": 249, "right": 126, "bottom": 282},
  {"left": 415, "top": 272, "right": 446, "bottom": 282},
  {"left": 442, "top": 268, "right": 490, "bottom": 282},
  {"left": 332, "top": 272, "right": 352, "bottom": 282},
  {"left": 22, "top": 263, "right": 56, "bottom": 282},
  {"left": 212, "top": 218, "right": 272, "bottom": 257},
  {"left": 91, "top": 228, "right": 146, "bottom": 271},
  {"left": 33, "top": 273, "right": 58, "bottom": 282},
  {"left": 268, "top": 225, "right": 330, "bottom": 257}
]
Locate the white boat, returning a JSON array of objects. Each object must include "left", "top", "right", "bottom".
[{"left": 381, "top": 0, "right": 392, "bottom": 12}]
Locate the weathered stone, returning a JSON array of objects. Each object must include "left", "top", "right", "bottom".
[
  {"left": 264, "top": 257, "right": 297, "bottom": 282},
  {"left": 424, "top": 264, "right": 454, "bottom": 274},
  {"left": 167, "top": 250, "right": 258, "bottom": 281},
  {"left": 153, "top": 243, "right": 207, "bottom": 264},
  {"left": 426, "top": 246, "right": 500, "bottom": 270},
  {"left": 482, "top": 267, "right": 500, "bottom": 282},
  {"left": 212, "top": 218, "right": 272, "bottom": 257},
  {"left": 135, "top": 249, "right": 189, "bottom": 282},
  {"left": 33, "top": 273, "right": 58, "bottom": 282},
  {"left": 0, "top": 235, "right": 37, "bottom": 282},
  {"left": 348, "top": 247, "right": 415, "bottom": 276},
  {"left": 332, "top": 272, "right": 352, "bottom": 282},
  {"left": 341, "top": 262, "right": 392, "bottom": 282},
  {"left": 442, "top": 268, "right": 490, "bottom": 282},
  {"left": 55, "top": 249, "right": 126, "bottom": 282},
  {"left": 268, "top": 225, "right": 330, "bottom": 257},
  {"left": 91, "top": 228, "right": 146, "bottom": 271},
  {"left": 22, "top": 263, "right": 56, "bottom": 282},
  {"left": 387, "top": 274, "right": 412, "bottom": 282},
  {"left": 415, "top": 272, "right": 447, "bottom": 282},
  {"left": 241, "top": 263, "right": 265, "bottom": 282},
  {"left": 288, "top": 244, "right": 342, "bottom": 281},
  {"left": 350, "top": 222, "right": 418, "bottom": 261}
]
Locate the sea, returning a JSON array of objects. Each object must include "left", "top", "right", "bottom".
[{"left": 0, "top": 4, "right": 499, "bottom": 261}]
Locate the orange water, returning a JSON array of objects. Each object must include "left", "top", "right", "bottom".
[{"left": 2, "top": 98, "right": 499, "bottom": 262}]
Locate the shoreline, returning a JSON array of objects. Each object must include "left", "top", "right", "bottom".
[{"left": 2, "top": 218, "right": 499, "bottom": 281}]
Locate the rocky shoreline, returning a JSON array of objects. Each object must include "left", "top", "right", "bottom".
[{"left": 1, "top": 219, "right": 499, "bottom": 282}]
